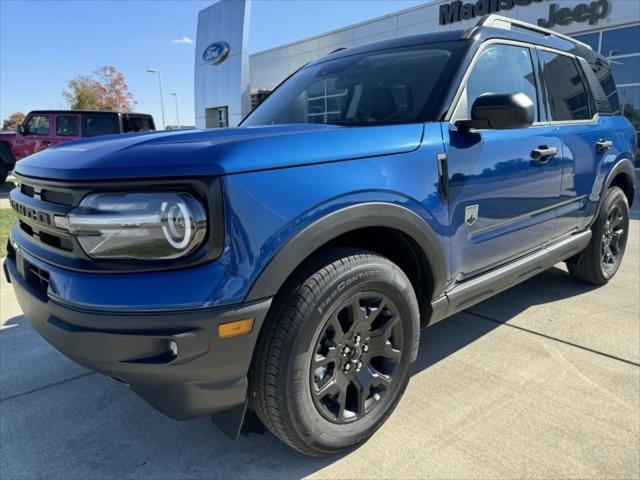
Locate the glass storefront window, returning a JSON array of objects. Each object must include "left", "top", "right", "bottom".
[
  {"left": 601, "top": 25, "right": 640, "bottom": 57},
  {"left": 617, "top": 85, "right": 640, "bottom": 131},
  {"left": 573, "top": 32, "right": 600, "bottom": 51},
  {"left": 611, "top": 55, "right": 640, "bottom": 86}
]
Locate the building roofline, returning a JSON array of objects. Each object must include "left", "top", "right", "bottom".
[{"left": 250, "top": 0, "right": 437, "bottom": 57}]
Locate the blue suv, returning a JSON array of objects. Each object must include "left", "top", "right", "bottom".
[{"left": 4, "top": 16, "right": 636, "bottom": 456}]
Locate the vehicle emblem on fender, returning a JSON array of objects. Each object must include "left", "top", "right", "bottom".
[
  {"left": 203, "top": 41, "right": 230, "bottom": 65},
  {"left": 465, "top": 204, "right": 479, "bottom": 226}
]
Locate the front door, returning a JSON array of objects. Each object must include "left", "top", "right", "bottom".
[
  {"left": 444, "top": 42, "right": 563, "bottom": 280},
  {"left": 18, "top": 113, "right": 53, "bottom": 158}
]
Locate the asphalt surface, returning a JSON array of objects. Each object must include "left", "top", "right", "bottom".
[{"left": 1, "top": 180, "right": 638, "bottom": 479}]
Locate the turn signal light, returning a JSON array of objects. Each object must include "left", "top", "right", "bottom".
[{"left": 218, "top": 318, "right": 254, "bottom": 339}]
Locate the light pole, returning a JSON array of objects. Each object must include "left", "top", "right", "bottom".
[
  {"left": 170, "top": 93, "right": 180, "bottom": 130},
  {"left": 146, "top": 69, "right": 165, "bottom": 130}
]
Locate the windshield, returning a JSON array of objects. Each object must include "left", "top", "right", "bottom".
[{"left": 242, "top": 41, "right": 462, "bottom": 127}]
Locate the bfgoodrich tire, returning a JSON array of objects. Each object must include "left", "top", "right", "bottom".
[
  {"left": 250, "top": 248, "right": 420, "bottom": 456},
  {"left": 567, "top": 186, "right": 630, "bottom": 285}
]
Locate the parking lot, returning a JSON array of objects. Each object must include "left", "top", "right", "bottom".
[{"left": 1, "top": 178, "right": 638, "bottom": 479}]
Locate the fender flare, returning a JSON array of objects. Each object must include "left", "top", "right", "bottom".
[
  {"left": 244, "top": 202, "right": 448, "bottom": 302},
  {"left": 0, "top": 141, "right": 16, "bottom": 166},
  {"left": 591, "top": 158, "right": 636, "bottom": 226}
]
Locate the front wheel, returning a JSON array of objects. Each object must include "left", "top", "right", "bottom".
[
  {"left": 250, "top": 248, "right": 420, "bottom": 456},
  {"left": 567, "top": 186, "right": 630, "bottom": 285}
]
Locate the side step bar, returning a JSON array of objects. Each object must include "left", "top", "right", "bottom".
[{"left": 430, "top": 230, "right": 592, "bottom": 325}]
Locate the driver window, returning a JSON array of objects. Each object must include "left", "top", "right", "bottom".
[
  {"left": 454, "top": 44, "right": 539, "bottom": 122},
  {"left": 24, "top": 115, "right": 50, "bottom": 135}
]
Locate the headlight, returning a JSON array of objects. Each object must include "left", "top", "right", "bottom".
[{"left": 59, "top": 192, "right": 207, "bottom": 260}]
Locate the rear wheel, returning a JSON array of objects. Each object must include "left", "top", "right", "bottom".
[
  {"left": 250, "top": 248, "right": 420, "bottom": 456},
  {"left": 567, "top": 186, "right": 629, "bottom": 285},
  {"left": 0, "top": 162, "right": 8, "bottom": 185}
]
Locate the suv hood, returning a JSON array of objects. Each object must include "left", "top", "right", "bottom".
[
  {"left": 0, "top": 131, "right": 17, "bottom": 139},
  {"left": 14, "top": 123, "right": 424, "bottom": 181}
]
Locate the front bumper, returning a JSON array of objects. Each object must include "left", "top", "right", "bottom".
[{"left": 3, "top": 252, "right": 271, "bottom": 421}]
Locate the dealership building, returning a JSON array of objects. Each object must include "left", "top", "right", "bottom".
[{"left": 195, "top": 0, "right": 639, "bottom": 130}]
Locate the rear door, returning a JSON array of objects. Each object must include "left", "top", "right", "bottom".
[
  {"left": 444, "top": 41, "right": 563, "bottom": 280},
  {"left": 537, "top": 49, "right": 615, "bottom": 236},
  {"left": 53, "top": 114, "right": 81, "bottom": 146}
]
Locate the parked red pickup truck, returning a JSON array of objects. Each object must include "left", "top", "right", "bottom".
[{"left": 0, "top": 110, "right": 155, "bottom": 183}]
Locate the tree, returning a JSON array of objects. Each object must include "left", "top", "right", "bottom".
[
  {"left": 2, "top": 111, "right": 26, "bottom": 131},
  {"left": 62, "top": 65, "right": 136, "bottom": 112},
  {"left": 62, "top": 75, "right": 104, "bottom": 110}
]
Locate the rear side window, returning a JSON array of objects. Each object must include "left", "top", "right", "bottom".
[
  {"left": 540, "top": 52, "right": 590, "bottom": 121},
  {"left": 592, "top": 61, "right": 620, "bottom": 113},
  {"left": 122, "top": 115, "right": 155, "bottom": 132},
  {"left": 83, "top": 115, "right": 119, "bottom": 137},
  {"left": 56, "top": 115, "right": 79, "bottom": 136}
]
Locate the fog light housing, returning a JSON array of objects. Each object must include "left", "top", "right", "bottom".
[{"left": 168, "top": 340, "right": 178, "bottom": 357}]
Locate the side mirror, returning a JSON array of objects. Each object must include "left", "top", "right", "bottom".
[
  {"left": 17, "top": 124, "right": 26, "bottom": 134},
  {"left": 456, "top": 93, "right": 534, "bottom": 130}
]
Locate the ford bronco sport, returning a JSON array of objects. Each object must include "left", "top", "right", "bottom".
[
  {"left": 0, "top": 110, "right": 155, "bottom": 184},
  {"left": 3, "top": 16, "right": 636, "bottom": 456}
]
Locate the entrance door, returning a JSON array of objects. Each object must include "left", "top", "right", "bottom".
[
  {"left": 445, "top": 42, "right": 563, "bottom": 280},
  {"left": 205, "top": 107, "right": 229, "bottom": 128}
]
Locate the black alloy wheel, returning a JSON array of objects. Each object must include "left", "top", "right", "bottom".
[
  {"left": 310, "top": 292, "right": 403, "bottom": 423},
  {"left": 601, "top": 202, "right": 627, "bottom": 273},
  {"left": 567, "top": 186, "right": 630, "bottom": 285}
]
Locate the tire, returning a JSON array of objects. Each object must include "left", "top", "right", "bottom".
[
  {"left": 0, "top": 162, "right": 8, "bottom": 185},
  {"left": 567, "top": 186, "right": 630, "bottom": 285},
  {"left": 250, "top": 248, "right": 420, "bottom": 456}
]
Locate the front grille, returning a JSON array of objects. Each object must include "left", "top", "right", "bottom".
[
  {"left": 19, "top": 221, "right": 73, "bottom": 251},
  {"left": 10, "top": 177, "right": 84, "bottom": 258},
  {"left": 26, "top": 262, "right": 51, "bottom": 293},
  {"left": 20, "top": 183, "right": 74, "bottom": 206}
]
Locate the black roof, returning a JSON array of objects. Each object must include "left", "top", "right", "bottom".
[{"left": 27, "top": 110, "right": 152, "bottom": 116}]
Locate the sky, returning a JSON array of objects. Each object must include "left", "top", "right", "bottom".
[{"left": 0, "top": 0, "right": 427, "bottom": 127}]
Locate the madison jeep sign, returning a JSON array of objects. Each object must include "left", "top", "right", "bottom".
[{"left": 439, "top": 0, "right": 610, "bottom": 28}]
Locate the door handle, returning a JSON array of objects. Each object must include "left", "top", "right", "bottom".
[
  {"left": 531, "top": 146, "right": 558, "bottom": 164},
  {"left": 596, "top": 139, "right": 613, "bottom": 153}
]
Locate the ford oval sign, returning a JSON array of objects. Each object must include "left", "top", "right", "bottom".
[{"left": 203, "top": 41, "right": 230, "bottom": 65}]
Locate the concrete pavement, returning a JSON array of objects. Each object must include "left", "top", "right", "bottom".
[{"left": 1, "top": 191, "right": 638, "bottom": 479}]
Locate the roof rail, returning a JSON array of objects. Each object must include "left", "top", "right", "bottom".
[
  {"left": 475, "top": 14, "right": 592, "bottom": 50},
  {"left": 329, "top": 47, "right": 348, "bottom": 55}
]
